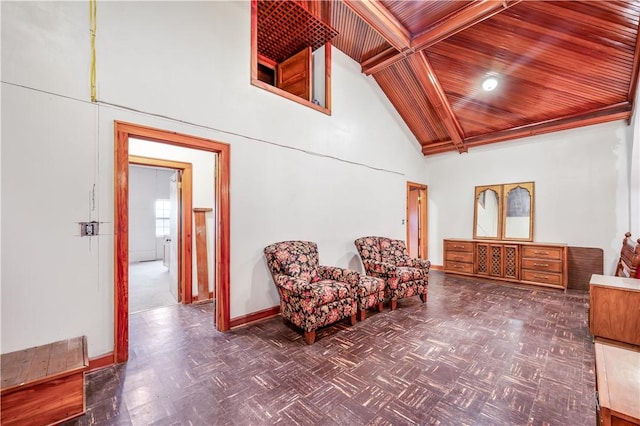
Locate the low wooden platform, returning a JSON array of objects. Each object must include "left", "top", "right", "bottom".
[{"left": 1, "top": 336, "right": 89, "bottom": 425}]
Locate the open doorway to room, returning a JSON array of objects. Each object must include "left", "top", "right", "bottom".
[
  {"left": 114, "top": 122, "right": 230, "bottom": 364},
  {"left": 406, "top": 182, "right": 428, "bottom": 259},
  {"left": 128, "top": 159, "right": 193, "bottom": 313}
]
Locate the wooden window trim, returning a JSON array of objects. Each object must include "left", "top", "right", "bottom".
[{"left": 250, "top": 0, "right": 332, "bottom": 115}]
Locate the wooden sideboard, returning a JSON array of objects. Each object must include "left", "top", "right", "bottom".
[
  {"left": 595, "top": 342, "right": 640, "bottom": 426},
  {"left": 443, "top": 239, "right": 568, "bottom": 290},
  {"left": 589, "top": 274, "right": 640, "bottom": 346}
]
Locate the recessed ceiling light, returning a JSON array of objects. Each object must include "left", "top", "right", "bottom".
[{"left": 482, "top": 77, "right": 498, "bottom": 91}]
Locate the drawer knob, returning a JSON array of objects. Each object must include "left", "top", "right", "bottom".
[
  {"left": 534, "top": 275, "right": 549, "bottom": 280},
  {"left": 534, "top": 263, "right": 549, "bottom": 267},
  {"left": 534, "top": 251, "right": 549, "bottom": 255}
]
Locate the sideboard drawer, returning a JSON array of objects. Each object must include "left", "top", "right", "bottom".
[
  {"left": 444, "top": 241, "right": 474, "bottom": 253},
  {"left": 522, "top": 246, "right": 563, "bottom": 261},
  {"left": 521, "top": 258, "right": 562, "bottom": 273},
  {"left": 521, "top": 270, "right": 562, "bottom": 286},
  {"left": 445, "top": 251, "right": 473, "bottom": 263},
  {"left": 445, "top": 261, "right": 473, "bottom": 274}
]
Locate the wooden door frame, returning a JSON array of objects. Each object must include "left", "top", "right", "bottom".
[
  {"left": 128, "top": 155, "right": 193, "bottom": 304},
  {"left": 115, "top": 121, "right": 230, "bottom": 364},
  {"left": 406, "top": 182, "right": 428, "bottom": 259}
]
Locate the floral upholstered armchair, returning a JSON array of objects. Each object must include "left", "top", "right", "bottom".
[
  {"left": 354, "top": 236, "right": 430, "bottom": 310},
  {"left": 264, "top": 241, "right": 358, "bottom": 344}
]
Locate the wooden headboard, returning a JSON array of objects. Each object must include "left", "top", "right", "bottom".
[{"left": 615, "top": 232, "right": 640, "bottom": 278}]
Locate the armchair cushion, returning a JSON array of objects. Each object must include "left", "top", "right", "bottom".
[
  {"left": 318, "top": 265, "right": 360, "bottom": 287},
  {"left": 267, "top": 240, "right": 321, "bottom": 283},
  {"left": 379, "top": 238, "right": 412, "bottom": 267}
]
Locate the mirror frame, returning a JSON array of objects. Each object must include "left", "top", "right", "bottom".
[
  {"left": 473, "top": 181, "right": 535, "bottom": 242},
  {"left": 473, "top": 185, "right": 503, "bottom": 240}
]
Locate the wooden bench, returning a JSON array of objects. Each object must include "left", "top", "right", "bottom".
[{"left": 1, "top": 336, "right": 89, "bottom": 425}]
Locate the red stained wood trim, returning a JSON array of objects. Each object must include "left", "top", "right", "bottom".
[
  {"left": 88, "top": 353, "right": 114, "bottom": 372},
  {"left": 114, "top": 129, "right": 129, "bottom": 363},
  {"left": 229, "top": 306, "right": 280, "bottom": 328},
  {"left": 463, "top": 103, "right": 631, "bottom": 149},
  {"left": 430, "top": 264, "right": 444, "bottom": 270},
  {"left": 361, "top": 46, "right": 406, "bottom": 75},
  {"left": 408, "top": 52, "right": 467, "bottom": 153},
  {"left": 343, "top": 0, "right": 411, "bottom": 52},
  {"left": 115, "top": 122, "right": 231, "bottom": 364},
  {"left": 193, "top": 209, "right": 211, "bottom": 302},
  {"left": 422, "top": 102, "right": 631, "bottom": 155}
]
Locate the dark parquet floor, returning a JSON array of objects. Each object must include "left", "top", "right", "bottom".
[{"left": 67, "top": 271, "right": 596, "bottom": 426}]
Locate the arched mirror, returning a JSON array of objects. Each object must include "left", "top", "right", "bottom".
[
  {"left": 473, "top": 181, "right": 534, "bottom": 241},
  {"left": 502, "top": 182, "right": 534, "bottom": 241},
  {"left": 473, "top": 185, "right": 502, "bottom": 240}
]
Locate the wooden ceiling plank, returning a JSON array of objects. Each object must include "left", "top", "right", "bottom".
[
  {"left": 411, "top": 0, "right": 522, "bottom": 51},
  {"left": 380, "top": 59, "right": 452, "bottom": 142},
  {"left": 628, "top": 14, "right": 640, "bottom": 112},
  {"left": 423, "top": 104, "right": 631, "bottom": 156},
  {"left": 343, "top": 0, "right": 410, "bottom": 52},
  {"left": 362, "top": 0, "right": 521, "bottom": 75},
  {"left": 408, "top": 52, "right": 467, "bottom": 153},
  {"left": 464, "top": 102, "right": 631, "bottom": 148}
]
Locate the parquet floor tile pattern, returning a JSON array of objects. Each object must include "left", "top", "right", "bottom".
[{"left": 67, "top": 271, "right": 595, "bottom": 426}]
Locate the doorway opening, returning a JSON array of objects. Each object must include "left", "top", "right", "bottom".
[
  {"left": 406, "top": 182, "right": 428, "bottom": 259},
  {"left": 128, "top": 157, "right": 193, "bottom": 313},
  {"left": 114, "top": 121, "right": 230, "bottom": 364}
]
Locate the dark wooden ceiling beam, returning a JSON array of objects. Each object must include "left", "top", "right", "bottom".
[
  {"left": 343, "top": 0, "right": 411, "bottom": 53},
  {"left": 421, "top": 102, "right": 632, "bottom": 155},
  {"left": 409, "top": 52, "right": 467, "bottom": 153},
  {"left": 362, "top": 0, "right": 522, "bottom": 75}
]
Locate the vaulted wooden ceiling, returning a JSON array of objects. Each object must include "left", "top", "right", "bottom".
[{"left": 310, "top": 1, "right": 640, "bottom": 155}]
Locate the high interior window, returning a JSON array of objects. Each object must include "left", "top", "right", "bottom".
[{"left": 251, "top": 0, "right": 337, "bottom": 114}]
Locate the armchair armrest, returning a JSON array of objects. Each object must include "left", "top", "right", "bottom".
[
  {"left": 410, "top": 258, "right": 431, "bottom": 270},
  {"left": 273, "top": 274, "right": 314, "bottom": 295},
  {"left": 318, "top": 265, "right": 360, "bottom": 286},
  {"left": 362, "top": 259, "right": 398, "bottom": 276}
]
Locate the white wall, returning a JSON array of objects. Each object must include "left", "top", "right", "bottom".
[
  {"left": 1, "top": 1, "right": 426, "bottom": 357},
  {"left": 129, "top": 166, "right": 174, "bottom": 262},
  {"left": 425, "top": 121, "right": 631, "bottom": 274}
]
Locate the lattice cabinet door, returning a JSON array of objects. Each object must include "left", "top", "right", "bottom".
[
  {"left": 489, "top": 244, "right": 503, "bottom": 277},
  {"left": 476, "top": 243, "right": 489, "bottom": 276},
  {"left": 504, "top": 245, "right": 519, "bottom": 279}
]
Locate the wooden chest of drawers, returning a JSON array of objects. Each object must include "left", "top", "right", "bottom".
[
  {"left": 443, "top": 240, "right": 474, "bottom": 275},
  {"left": 443, "top": 239, "right": 568, "bottom": 289},
  {"left": 521, "top": 245, "right": 565, "bottom": 287}
]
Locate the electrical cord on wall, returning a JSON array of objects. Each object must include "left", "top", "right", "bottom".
[{"left": 1, "top": 80, "right": 405, "bottom": 177}]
